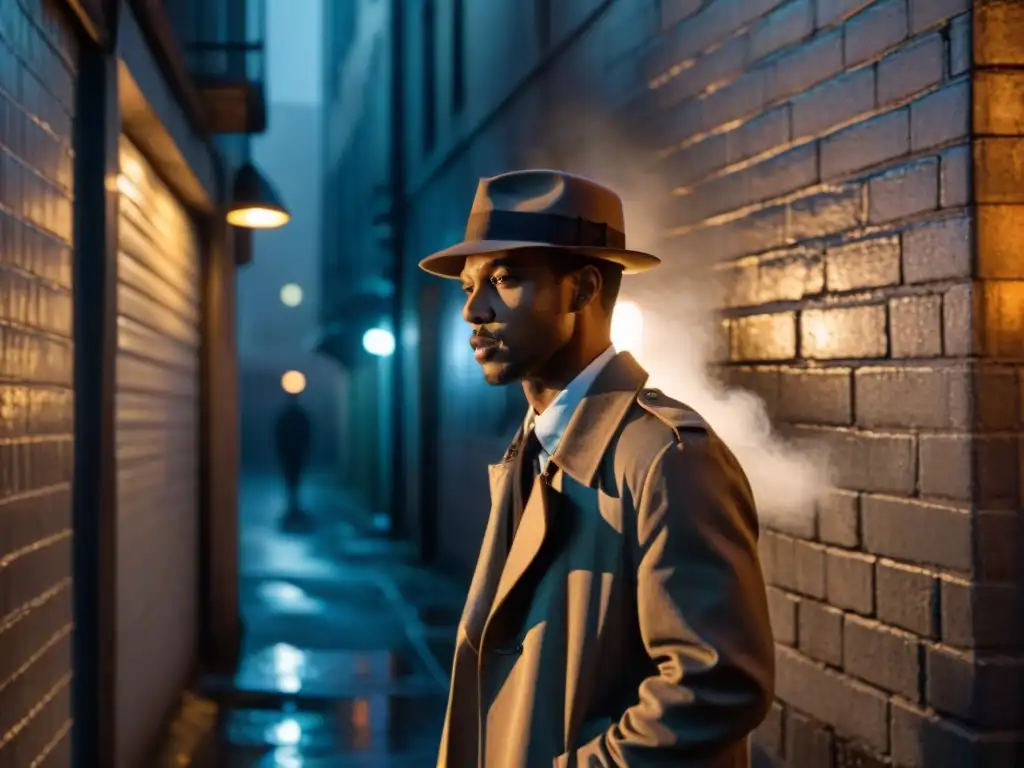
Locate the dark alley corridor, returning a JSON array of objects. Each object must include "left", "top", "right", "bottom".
[{"left": 201, "top": 476, "right": 463, "bottom": 766}]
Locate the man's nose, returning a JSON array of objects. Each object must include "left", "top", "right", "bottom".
[{"left": 462, "top": 287, "right": 494, "bottom": 325}]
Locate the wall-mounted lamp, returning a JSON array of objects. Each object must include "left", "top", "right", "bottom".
[
  {"left": 281, "top": 370, "right": 307, "bottom": 394},
  {"left": 227, "top": 162, "right": 291, "bottom": 229},
  {"left": 362, "top": 327, "right": 395, "bottom": 357}
]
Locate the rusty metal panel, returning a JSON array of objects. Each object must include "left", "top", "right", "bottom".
[
  {"left": 0, "top": 0, "right": 77, "bottom": 765},
  {"left": 115, "top": 135, "right": 201, "bottom": 768}
]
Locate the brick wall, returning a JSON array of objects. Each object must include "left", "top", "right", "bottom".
[
  {"left": 397, "top": 1, "right": 1022, "bottom": 760},
  {"left": 0, "top": 0, "right": 77, "bottom": 765},
  {"left": 634, "top": 0, "right": 1024, "bottom": 765}
]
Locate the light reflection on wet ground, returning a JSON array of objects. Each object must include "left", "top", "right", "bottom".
[{"left": 204, "top": 475, "right": 464, "bottom": 766}]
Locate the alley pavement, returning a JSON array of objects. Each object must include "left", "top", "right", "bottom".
[{"left": 202, "top": 474, "right": 465, "bottom": 766}]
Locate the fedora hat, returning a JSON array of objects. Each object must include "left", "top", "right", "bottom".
[{"left": 418, "top": 169, "right": 661, "bottom": 278}]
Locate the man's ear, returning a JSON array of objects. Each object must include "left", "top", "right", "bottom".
[{"left": 572, "top": 265, "right": 602, "bottom": 312}]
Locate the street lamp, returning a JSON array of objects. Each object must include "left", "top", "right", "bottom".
[
  {"left": 362, "top": 327, "right": 395, "bottom": 357},
  {"left": 227, "top": 162, "right": 291, "bottom": 229},
  {"left": 281, "top": 370, "right": 306, "bottom": 394},
  {"left": 280, "top": 283, "right": 303, "bottom": 307}
]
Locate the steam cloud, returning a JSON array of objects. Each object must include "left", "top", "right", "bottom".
[{"left": 523, "top": 114, "right": 833, "bottom": 533}]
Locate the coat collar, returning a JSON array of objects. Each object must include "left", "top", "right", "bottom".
[{"left": 548, "top": 350, "right": 649, "bottom": 487}]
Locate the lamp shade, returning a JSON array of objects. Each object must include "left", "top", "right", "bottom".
[{"left": 226, "top": 162, "right": 291, "bottom": 229}]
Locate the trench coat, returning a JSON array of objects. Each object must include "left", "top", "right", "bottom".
[{"left": 437, "top": 351, "right": 775, "bottom": 768}]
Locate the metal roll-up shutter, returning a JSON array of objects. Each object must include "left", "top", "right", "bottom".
[{"left": 115, "top": 135, "right": 201, "bottom": 767}]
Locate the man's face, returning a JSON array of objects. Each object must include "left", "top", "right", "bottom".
[{"left": 460, "top": 251, "right": 576, "bottom": 385}]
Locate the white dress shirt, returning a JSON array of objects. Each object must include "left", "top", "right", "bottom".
[{"left": 524, "top": 345, "right": 617, "bottom": 474}]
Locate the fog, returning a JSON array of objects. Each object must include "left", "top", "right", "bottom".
[{"left": 525, "top": 115, "right": 833, "bottom": 533}]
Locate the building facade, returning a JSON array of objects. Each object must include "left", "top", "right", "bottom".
[
  {"left": 321, "top": 0, "right": 1024, "bottom": 764},
  {"left": 0, "top": 0, "right": 264, "bottom": 765}
]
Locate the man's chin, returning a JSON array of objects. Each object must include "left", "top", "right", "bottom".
[{"left": 479, "top": 361, "right": 521, "bottom": 386}]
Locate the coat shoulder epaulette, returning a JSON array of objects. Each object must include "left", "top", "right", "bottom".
[{"left": 636, "top": 388, "right": 709, "bottom": 442}]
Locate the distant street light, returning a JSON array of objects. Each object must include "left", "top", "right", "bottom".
[
  {"left": 281, "top": 370, "right": 307, "bottom": 394},
  {"left": 280, "top": 283, "right": 303, "bottom": 307},
  {"left": 362, "top": 327, "right": 395, "bottom": 357}
]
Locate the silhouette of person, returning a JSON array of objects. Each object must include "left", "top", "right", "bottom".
[{"left": 274, "top": 392, "right": 312, "bottom": 528}]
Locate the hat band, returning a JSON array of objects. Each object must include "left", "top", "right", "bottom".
[{"left": 465, "top": 210, "right": 626, "bottom": 250}]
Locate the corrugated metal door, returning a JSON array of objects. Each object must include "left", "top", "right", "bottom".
[{"left": 115, "top": 135, "right": 201, "bottom": 768}]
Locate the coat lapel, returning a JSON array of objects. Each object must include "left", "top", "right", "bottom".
[{"left": 461, "top": 444, "right": 518, "bottom": 648}]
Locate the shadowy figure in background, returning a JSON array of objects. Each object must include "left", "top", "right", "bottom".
[{"left": 275, "top": 392, "right": 314, "bottom": 532}]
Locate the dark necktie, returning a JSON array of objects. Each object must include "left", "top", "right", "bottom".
[{"left": 508, "top": 429, "right": 543, "bottom": 551}]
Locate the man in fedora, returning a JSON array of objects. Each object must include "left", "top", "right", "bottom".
[{"left": 420, "top": 169, "right": 774, "bottom": 768}]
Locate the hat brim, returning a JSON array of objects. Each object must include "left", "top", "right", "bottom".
[{"left": 418, "top": 240, "right": 662, "bottom": 278}]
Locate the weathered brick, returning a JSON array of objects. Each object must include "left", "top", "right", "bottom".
[
  {"left": 891, "top": 696, "right": 1024, "bottom": 768},
  {"left": 826, "top": 547, "right": 875, "bottom": 615},
  {"left": 867, "top": 158, "right": 939, "bottom": 224},
  {"left": 876, "top": 559, "right": 938, "bottom": 638},
  {"left": 726, "top": 107, "right": 791, "bottom": 165},
  {"left": 918, "top": 433, "right": 972, "bottom": 499},
  {"left": 844, "top": 614, "right": 922, "bottom": 699},
  {"left": 775, "top": 646, "right": 890, "bottom": 753},
  {"left": 856, "top": 366, "right": 970, "bottom": 429},
  {"left": 941, "top": 576, "right": 1023, "bottom": 651},
  {"left": 949, "top": 11, "right": 971, "bottom": 76},
  {"left": 973, "top": 366, "right": 1021, "bottom": 431},
  {"left": 977, "top": 204, "right": 1024, "bottom": 279},
  {"left": 975, "top": 0, "right": 1024, "bottom": 66},
  {"left": 801, "top": 305, "right": 888, "bottom": 359},
  {"left": 975, "top": 137, "right": 1024, "bottom": 205},
  {"left": 902, "top": 216, "right": 972, "bottom": 283},
  {"left": 757, "top": 247, "right": 825, "bottom": 303},
  {"left": 724, "top": 367, "right": 781, "bottom": 416},
  {"left": 777, "top": 368, "right": 853, "bottom": 425},
  {"left": 974, "top": 434, "right": 1020, "bottom": 504},
  {"left": 731, "top": 312, "right": 797, "bottom": 361},
  {"left": 659, "top": 0, "right": 704, "bottom": 32},
  {"left": 749, "top": 0, "right": 815, "bottom": 63},
  {"left": 787, "top": 184, "right": 864, "bottom": 241},
  {"left": 843, "top": 0, "right": 909, "bottom": 66},
  {"left": 877, "top": 32, "right": 945, "bottom": 105},
  {"left": 767, "top": 586, "right": 800, "bottom": 646},
  {"left": 908, "top": 0, "right": 970, "bottom": 33},
  {"left": 979, "top": 280, "right": 1024, "bottom": 360},
  {"left": 974, "top": 509, "right": 1022, "bottom": 582},
  {"left": 973, "top": 70, "right": 1024, "bottom": 137},
  {"left": 825, "top": 235, "right": 901, "bottom": 292},
  {"left": 753, "top": 700, "right": 784, "bottom": 757},
  {"left": 861, "top": 495, "right": 972, "bottom": 571},
  {"left": 766, "top": 30, "right": 844, "bottom": 103},
  {"left": 696, "top": 69, "right": 767, "bottom": 134},
  {"left": 791, "top": 67, "right": 875, "bottom": 140},
  {"left": 820, "top": 109, "right": 910, "bottom": 179},
  {"left": 890, "top": 294, "right": 942, "bottom": 358},
  {"left": 817, "top": 488, "right": 860, "bottom": 546},
  {"left": 806, "top": 427, "right": 916, "bottom": 494},
  {"left": 910, "top": 80, "right": 970, "bottom": 152},
  {"left": 799, "top": 598, "right": 845, "bottom": 665},
  {"left": 939, "top": 144, "right": 971, "bottom": 208},
  {"left": 670, "top": 205, "right": 787, "bottom": 260},
  {"left": 926, "top": 644, "right": 1024, "bottom": 728},
  {"left": 786, "top": 709, "right": 835, "bottom": 768},
  {"left": 942, "top": 283, "right": 976, "bottom": 357},
  {"left": 816, "top": 0, "right": 873, "bottom": 28},
  {"left": 665, "top": 134, "right": 729, "bottom": 188},
  {"left": 759, "top": 531, "right": 782, "bottom": 585},
  {"left": 774, "top": 536, "right": 828, "bottom": 598},
  {"left": 657, "top": 35, "right": 747, "bottom": 108}
]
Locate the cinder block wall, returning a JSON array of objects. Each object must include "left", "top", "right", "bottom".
[
  {"left": 635, "top": 0, "right": 1023, "bottom": 765},
  {"left": 0, "top": 0, "right": 77, "bottom": 763}
]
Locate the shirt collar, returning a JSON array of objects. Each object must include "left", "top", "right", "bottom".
[{"left": 525, "top": 345, "right": 617, "bottom": 457}]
